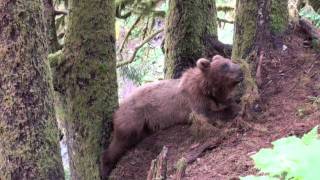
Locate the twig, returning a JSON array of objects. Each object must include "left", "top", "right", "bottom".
[
  {"left": 117, "top": 28, "right": 164, "bottom": 67},
  {"left": 54, "top": 10, "right": 68, "bottom": 16},
  {"left": 57, "top": 32, "right": 65, "bottom": 39},
  {"left": 256, "top": 51, "right": 264, "bottom": 87},
  {"left": 305, "top": 61, "right": 316, "bottom": 74},
  {"left": 217, "top": 6, "right": 234, "bottom": 12},
  {"left": 118, "top": 15, "right": 142, "bottom": 54},
  {"left": 288, "top": 79, "right": 300, "bottom": 93},
  {"left": 217, "top": 18, "right": 234, "bottom": 24}
]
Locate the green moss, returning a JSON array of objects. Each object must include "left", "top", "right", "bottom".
[
  {"left": 48, "top": 50, "right": 64, "bottom": 68},
  {"left": 232, "top": 0, "right": 258, "bottom": 59},
  {"left": 98, "top": 63, "right": 109, "bottom": 74},
  {"left": 234, "top": 59, "right": 259, "bottom": 103},
  {"left": 0, "top": 0, "right": 64, "bottom": 179},
  {"left": 164, "top": 0, "right": 218, "bottom": 78},
  {"left": 60, "top": 0, "right": 118, "bottom": 179},
  {"left": 271, "top": 0, "right": 289, "bottom": 34}
]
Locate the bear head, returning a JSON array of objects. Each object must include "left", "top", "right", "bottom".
[{"left": 196, "top": 55, "right": 243, "bottom": 102}]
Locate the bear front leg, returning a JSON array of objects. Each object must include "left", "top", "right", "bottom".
[{"left": 189, "top": 111, "right": 220, "bottom": 139}]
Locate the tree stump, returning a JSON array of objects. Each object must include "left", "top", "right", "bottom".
[
  {"left": 175, "top": 158, "right": 187, "bottom": 180},
  {"left": 147, "top": 146, "right": 168, "bottom": 180}
]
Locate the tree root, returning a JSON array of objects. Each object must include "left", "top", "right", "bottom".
[{"left": 185, "top": 134, "right": 226, "bottom": 164}]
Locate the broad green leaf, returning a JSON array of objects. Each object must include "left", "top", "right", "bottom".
[
  {"left": 301, "top": 126, "right": 319, "bottom": 145},
  {"left": 242, "top": 125, "right": 320, "bottom": 180}
]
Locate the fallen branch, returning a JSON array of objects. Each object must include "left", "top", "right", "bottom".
[
  {"left": 185, "top": 135, "right": 225, "bottom": 164},
  {"left": 204, "top": 35, "right": 233, "bottom": 58},
  {"left": 147, "top": 146, "right": 168, "bottom": 180},
  {"left": 217, "top": 6, "right": 234, "bottom": 12},
  {"left": 117, "top": 28, "right": 164, "bottom": 67},
  {"left": 299, "top": 18, "right": 320, "bottom": 40},
  {"left": 217, "top": 18, "right": 234, "bottom": 24}
]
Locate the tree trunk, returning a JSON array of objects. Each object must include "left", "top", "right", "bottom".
[
  {"left": 271, "top": 0, "right": 289, "bottom": 34},
  {"left": 0, "top": 0, "right": 64, "bottom": 179},
  {"left": 232, "top": 0, "right": 271, "bottom": 119},
  {"left": 288, "top": 0, "right": 304, "bottom": 22},
  {"left": 54, "top": 0, "right": 118, "bottom": 179},
  {"left": 232, "top": 0, "right": 271, "bottom": 60},
  {"left": 43, "top": 0, "right": 61, "bottom": 53},
  {"left": 164, "top": 0, "right": 218, "bottom": 79}
]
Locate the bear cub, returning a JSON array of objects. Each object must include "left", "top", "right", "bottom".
[{"left": 101, "top": 55, "right": 243, "bottom": 179}]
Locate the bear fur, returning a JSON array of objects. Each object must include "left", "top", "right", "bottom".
[{"left": 100, "top": 55, "right": 243, "bottom": 179}]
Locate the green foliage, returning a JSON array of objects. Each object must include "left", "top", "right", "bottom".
[
  {"left": 116, "top": 0, "right": 166, "bottom": 18},
  {"left": 64, "top": 168, "right": 71, "bottom": 180},
  {"left": 300, "top": 6, "right": 320, "bottom": 27},
  {"left": 216, "top": 0, "right": 235, "bottom": 44},
  {"left": 241, "top": 126, "right": 320, "bottom": 180},
  {"left": 270, "top": 0, "right": 289, "bottom": 34},
  {"left": 119, "top": 46, "right": 163, "bottom": 85},
  {"left": 216, "top": 0, "right": 234, "bottom": 4}
]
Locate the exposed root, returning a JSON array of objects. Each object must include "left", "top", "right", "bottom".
[{"left": 184, "top": 134, "right": 225, "bottom": 164}]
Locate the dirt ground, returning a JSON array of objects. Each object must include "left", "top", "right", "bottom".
[{"left": 110, "top": 30, "right": 320, "bottom": 180}]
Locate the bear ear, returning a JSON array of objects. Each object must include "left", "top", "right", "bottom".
[
  {"left": 196, "top": 58, "right": 210, "bottom": 71},
  {"left": 212, "top": 55, "right": 224, "bottom": 61}
]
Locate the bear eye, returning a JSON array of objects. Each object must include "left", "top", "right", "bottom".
[{"left": 221, "top": 63, "right": 229, "bottom": 72}]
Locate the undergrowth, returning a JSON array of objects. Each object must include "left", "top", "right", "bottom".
[{"left": 241, "top": 126, "right": 320, "bottom": 180}]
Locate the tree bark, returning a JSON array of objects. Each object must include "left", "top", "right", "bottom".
[
  {"left": 232, "top": 0, "right": 271, "bottom": 60},
  {"left": 54, "top": 0, "right": 118, "bottom": 179},
  {"left": 164, "top": 0, "right": 218, "bottom": 79},
  {"left": 232, "top": 0, "right": 271, "bottom": 120},
  {"left": 0, "top": 0, "right": 64, "bottom": 179}
]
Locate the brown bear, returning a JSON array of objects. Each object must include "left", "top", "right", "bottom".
[{"left": 100, "top": 55, "right": 243, "bottom": 179}]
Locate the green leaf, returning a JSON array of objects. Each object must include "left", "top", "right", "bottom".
[
  {"left": 240, "top": 175, "right": 278, "bottom": 180},
  {"left": 302, "top": 126, "right": 319, "bottom": 145},
  {"left": 242, "top": 125, "right": 320, "bottom": 180}
]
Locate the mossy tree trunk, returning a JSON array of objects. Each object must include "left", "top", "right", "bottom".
[
  {"left": 271, "top": 0, "right": 289, "bottom": 34},
  {"left": 232, "top": 0, "right": 271, "bottom": 119},
  {"left": 50, "top": 0, "right": 118, "bottom": 179},
  {"left": 164, "top": 0, "right": 218, "bottom": 79},
  {"left": 43, "top": 0, "right": 61, "bottom": 53},
  {"left": 0, "top": 0, "right": 64, "bottom": 179},
  {"left": 232, "top": 0, "right": 271, "bottom": 60}
]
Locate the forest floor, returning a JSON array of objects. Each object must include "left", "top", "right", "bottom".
[{"left": 110, "top": 30, "right": 320, "bottom": 180}]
